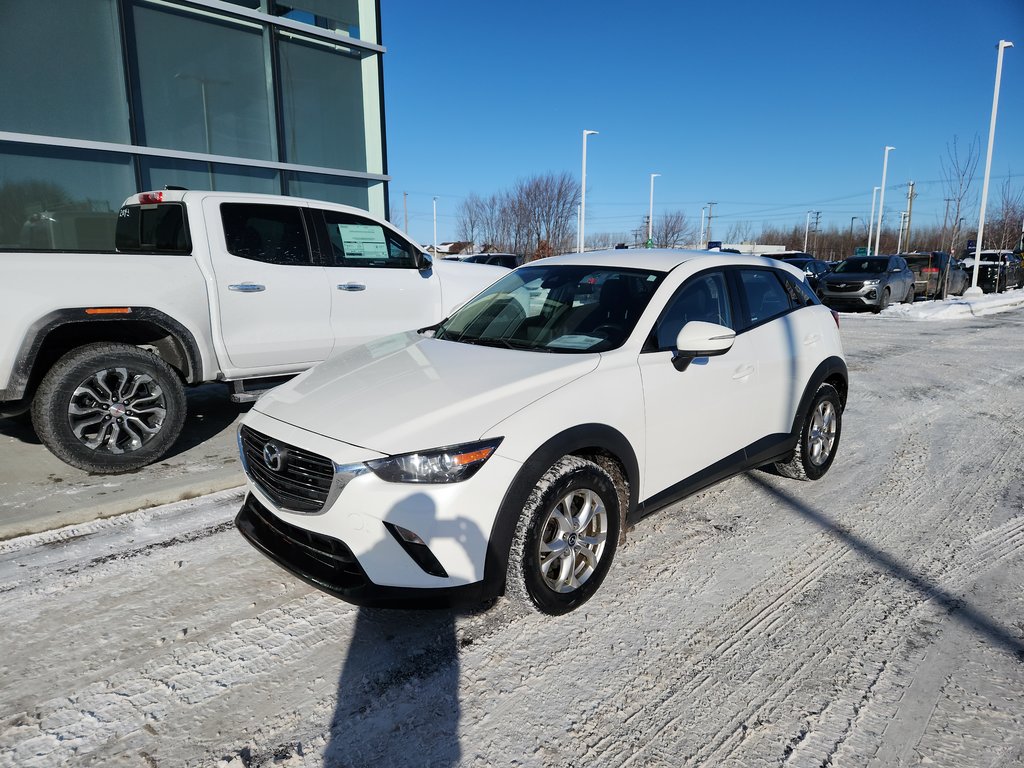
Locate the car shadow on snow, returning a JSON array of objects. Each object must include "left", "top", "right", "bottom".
[
  {"left": 749, "top": 474, "right": 1024, "bottom": 660},
  {"left": 323, "top": 492, "right": 493, "bottom": 765}
]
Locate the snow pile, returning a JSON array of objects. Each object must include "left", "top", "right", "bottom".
[{"left": 840, "top": 286, "right": 1024, "bottom": 321}]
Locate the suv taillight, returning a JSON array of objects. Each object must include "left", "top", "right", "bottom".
[{"left": 831, "top": 309, "right": 840, "bottom": 328}]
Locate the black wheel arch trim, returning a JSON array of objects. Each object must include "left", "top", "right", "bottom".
[
  {"left": 790, "top": 356, "right": 848, "bottom": 436},
  {"left": 1, "top": 307, "right": 203, "bottom": 402},
  {"left": 481, "top": 423, "right": 640, "bottom": 600}
]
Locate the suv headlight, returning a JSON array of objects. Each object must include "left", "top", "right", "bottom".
[
  {"left": 863, "top": 279, "right": 880, "bottom": 286},
  {"left": 366, "top": 438, "right": 503, "bottom": 483}
]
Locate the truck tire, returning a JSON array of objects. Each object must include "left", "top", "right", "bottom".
[{"left": 31, "top": 342, "right": 187, "bottom": 474}]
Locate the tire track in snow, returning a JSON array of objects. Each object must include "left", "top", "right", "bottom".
[{"left": 587, "top": 360, "right": 1024, "bottom": 767}]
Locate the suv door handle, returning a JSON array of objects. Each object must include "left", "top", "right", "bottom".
[
  {"left": 337, "top": 283, "right": 367, "bottom": 292},
  {"left": 228, "top": 283, "right": 266, "bottom": 293},
  {"left": 732, "top": 364, "right": 755, "bottom": 380}
]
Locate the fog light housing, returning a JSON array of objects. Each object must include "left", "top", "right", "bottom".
[{"left": 384, "top": 522, "right": 448, "bottom": 578}]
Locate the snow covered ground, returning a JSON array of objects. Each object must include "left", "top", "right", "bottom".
[{"left": 1, "top": 291, "right": 1023, "bottom": 767}]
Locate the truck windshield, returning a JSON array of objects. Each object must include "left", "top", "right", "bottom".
[{"left": 433, "top": 265, "right": 664, "bottom": 353}]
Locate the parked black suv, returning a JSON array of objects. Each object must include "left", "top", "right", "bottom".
[
  {"left": 461, "top": 253, "right": 523, "bottom": 269},
  {"left": 769, "top": 255, "right": 832, "bottom": 295}
]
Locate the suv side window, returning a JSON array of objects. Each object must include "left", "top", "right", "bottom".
[
  {"left": 779, "top": 271, "right": 819, "bottom": 307},
  {"left": 320, "top": 210, "right": 417, "bottom": 268},
  {"left": 221, "top": 203, "right": 311, "bottom": 266},
  {"left": 652, "top": 271, "right": 732, "bottom": 351},
  {"left": 736, "top": 268, "right": 792, "bottom": 328}
]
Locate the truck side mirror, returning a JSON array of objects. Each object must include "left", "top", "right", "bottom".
[{"left": 415, "top": 251, "right": 433, "bottom": 272}]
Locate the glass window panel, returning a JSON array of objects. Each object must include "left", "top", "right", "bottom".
[
  {"left": 273, "top": 0, "right": 362, "bottom": 39},
  {"left": 655, "top": 272, "right": 732, "bottom": 350},
  {"left": 321, "top": 209, "right": 415, "bottom": 268},
  {"left": 140, "top": 157, "right": 279, "bottom": 195},
  {"left": 0, "top": 0, "right": 129, "bottom": 143},
  {"left": 278, "top": 32, "right": 367, "bottom": 171},
  {"left": 130, "top": 3, "right": 275, "bottom": 160},
  {"left": 220, "top": 203, "right": 311, "bottom": 265},
  {"left": 0, "top": 143, "right": 135, "bottom": 251},
  {"left": 738, "top": 269, "right": 792, "bottom": 327},
  {"left": 285, "top": 172, "right": 369, "bottom": 209}
]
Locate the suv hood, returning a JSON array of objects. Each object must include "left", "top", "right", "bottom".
[{"left": 253, "top": 332, "right": 599, "bottom": 455}]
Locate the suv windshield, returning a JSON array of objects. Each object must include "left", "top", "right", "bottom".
[
  {"left": 833, "top": 258, "right": 887, "bottom": 274},
  {"left": 434, "top": 265, "right": 664, "bottom": 353}
]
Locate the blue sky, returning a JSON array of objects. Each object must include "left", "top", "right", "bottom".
[{"left": 380, "top": 0, "right": 1024, "bottom": 247}]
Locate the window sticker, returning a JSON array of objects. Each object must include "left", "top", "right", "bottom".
[{"left": 335, "top": 223, "right": 388, "bottom": 261}]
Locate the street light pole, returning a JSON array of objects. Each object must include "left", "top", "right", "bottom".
[
  {"left": 804, "top": 210, "right": 813, "bottom": 252},
  {"left": 897, "top": 211, "right": 908, "bottom": 253},
  {"left": 699, "top": 206, "right": 706, "bottom": 247},
  {"left": 967, "top": 40, "right": 1014, "bottom": 296},
  {"left": 580, "top": 129, "right": 598, "bottom": 253},
  {"left": 647, "top": 173, "right": 661, "bottom": 247},
  {"left": 874, "top": 147, "right": 895, "bottom": 257},
  {"left": 432, "top": 196, "right": 438, "bottom": 260},
  {"left": 867, "top": 186, "right": 879, "bottom": 255}
]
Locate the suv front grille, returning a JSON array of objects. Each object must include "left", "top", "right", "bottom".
[
  {"left": 826, "top": 281, "right": 863, "bottom": 293},
  {"left": 239, "top": 425, "right": 334, "bottom": 513}
]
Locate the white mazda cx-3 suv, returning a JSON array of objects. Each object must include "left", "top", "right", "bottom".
[{"left": 235, "top": 250, "right": 847, "bottom": 615}]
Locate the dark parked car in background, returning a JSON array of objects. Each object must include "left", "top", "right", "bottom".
[
  {"left": 962, "top": 250, "right": 1024, "bottom": 293},
  {"left": 819, "top": 255, "right": 915, "bottom": 313},
  {"left": 461, "top": 253, "right": 524, "bottom": 269},
  {"left": 769, "top": 255, "right": 832, "bottom": 295},
  {"left": 901, "top": 251, "right": 969, "bottom": 299}
]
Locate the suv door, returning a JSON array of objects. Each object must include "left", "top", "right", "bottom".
[
  {"left": 638, "top": 269, "right": 759, "bottom": 499},
  {"left": 315, "top": 209, "right": 443, "bottom": 352},
  {"left": 207, "top": 199, "right": 333, "bottom": 371}
]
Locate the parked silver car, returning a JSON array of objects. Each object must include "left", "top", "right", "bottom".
[{"left": 819, "top": 255, "right": 915, "bottom": 313}]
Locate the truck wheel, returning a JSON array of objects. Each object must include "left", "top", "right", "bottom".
[
  {"left": 31, "top": 342, "right": 187, "bottom": 474},
  {"left": 506, "top": 456, "right": 620, "bottom": 615}
]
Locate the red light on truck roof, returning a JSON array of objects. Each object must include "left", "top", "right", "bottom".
[{"left": 138, "top": 192, "right": 164, "bottom": 205}]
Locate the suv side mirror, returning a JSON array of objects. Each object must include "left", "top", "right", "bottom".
[{"left": 672, "top": 321, "right": 736, "bottom": 372}]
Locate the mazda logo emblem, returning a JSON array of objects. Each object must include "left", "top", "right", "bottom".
[{"left": 262, "top": 441, "right": 285, "bottom": 472}]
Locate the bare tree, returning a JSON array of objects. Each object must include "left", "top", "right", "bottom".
[
  {"left": 991, "top": 176, "right": 1023, "bottom": 251},
  {"left": 653, "top": 211, "right": 695, "bottom": 248},
  {"left": 940, "top": 135, "right": 980, "bottom": 255},
  {"left": 725, "top": 220, "right": 755, "bottom": 244},
  {"left": 455, "top": 193, "right": 486, "bottom": 247}
]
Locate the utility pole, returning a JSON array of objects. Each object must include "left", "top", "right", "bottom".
[
  {"left": 812, "top": 211, "right": 822, "bottom": 254},
  {"left": 904, "top": 181, "right": 916, "bottom": 252},
  {"left": 706, "top": 202, "right": 716, "bottom": 245}
]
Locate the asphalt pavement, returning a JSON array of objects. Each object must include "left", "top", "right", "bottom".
[{"left": 0, "top": 384, "right": 251, "bottom": 540}]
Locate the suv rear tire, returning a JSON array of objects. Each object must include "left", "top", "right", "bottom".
[{"left": 775, "top": 383, "right": 842, "bottom": 481}]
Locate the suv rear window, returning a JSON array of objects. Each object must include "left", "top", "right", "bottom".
[{"left": 115, "top": 203, "right": 191, "bottom": 254}]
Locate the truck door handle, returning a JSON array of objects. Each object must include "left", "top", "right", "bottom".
[
  {"left": 228, "top": 283, "right": 266, "bottom": 293},
  {"left": 337, "top": 283, "right": 367, "bottom": 292}
]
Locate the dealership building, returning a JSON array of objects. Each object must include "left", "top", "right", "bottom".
[{"left": 0, "top": 0, "right": 388, "bottom": 250}]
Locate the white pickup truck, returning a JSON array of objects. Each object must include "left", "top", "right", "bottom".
[{"left": 0, "top": 190, "right": 505, "bottom": 474}]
